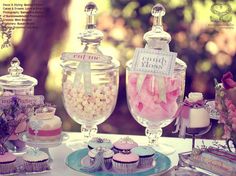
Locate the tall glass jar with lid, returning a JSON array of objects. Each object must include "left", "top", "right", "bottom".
[
  {"left": 61, "top": 2, "right": 120, "bottom": 145},
  {"left": 126, "top": 4, "right": 187, "bottom": 154}
]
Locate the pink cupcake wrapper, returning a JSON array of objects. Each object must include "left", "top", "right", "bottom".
[
  {"left": 0, "top": 162, "right": 17, "bottom": 174},
  {"left": 112, "top": 160, "right": 138, "bottom": 174},
  {"left": 138, "top": 157, "right": 154, "bottom": 168}
]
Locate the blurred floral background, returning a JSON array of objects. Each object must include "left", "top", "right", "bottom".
[{"left": 0, "top": 0, "right": 236, "bottom": 139}]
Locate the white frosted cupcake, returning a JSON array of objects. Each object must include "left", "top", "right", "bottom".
[
  {"left": 88, "top": 147, "right": 114, "bottom": 169},
  {"left": 23, "top": 150, "right": 50, "bottom": 173},
  {"left": 112, "top": 152, "right": 139, "bottom": 173}
]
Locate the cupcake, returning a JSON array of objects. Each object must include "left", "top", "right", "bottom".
[
  {"left": 131, "top": 146, "right": 155, "bottom": 168},
  {"left": 23, "top": 150, "right": 50, "bottom": 173},
  {"left": 112, "top": 152, "right": 139, "bottom": 174},
  {"left": 88, "top": 147, "right": 114, "bottom": 169},
  {"left": 113, "top": 137, "right": 138, "bottom": 153},
  {"left": 0, "top": 152, "right": 17, "bottom": 174},
  {"left": 88, "top": 137, "right": 113, "bottom": 150}
]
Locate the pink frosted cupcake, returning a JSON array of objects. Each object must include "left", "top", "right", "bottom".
[
  {"left": 112, "top": 152, "right": 139, "bottom": 173},
  {"left": 23, "top": 150, "right": 50, "bottom": 173},
  {"left": 0, "top": 152, "right": 17, "bottom": 174},
  {"left": 113, "top": 137, "right": 138, "bottom": 153}
]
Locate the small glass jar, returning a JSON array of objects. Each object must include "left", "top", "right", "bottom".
[
  {"left": 0, "top": 57, "right": 38, "bottom": 96},
  {"left": 126, "top": 4, "right": 187, "bottom": 154},
  {"left": 0, "top": 57, "right": 38, "bottom": 151},
  {"left": 61, "top": 2, "right": 120, "bottom": 141}
]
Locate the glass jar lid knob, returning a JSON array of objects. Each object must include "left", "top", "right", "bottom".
[
  {"left": 85, "top": 2, "right": 98, "bottom": 29},
  {"left": 143, "top": 3, "right": 171, "bottom": 47},
  {"left": 80, "top": 2, "right": 104, "bottom": 44},
  {"left": 8, "top": 57, "right": 23, "bottom": 77},
  {"left": 151, "top": 3, "right": 165, "bottom": 27}
]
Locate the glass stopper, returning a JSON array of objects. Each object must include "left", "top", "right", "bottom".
[
  {"left": 79, "top": 2, "right": 103, "bottom": 44},
  {"left": 85, "top": 2, "right": 98, "bottom": 16},
  {"left": 151, "top": 3, "right": 165, "bottom": 26},
  {"left": 8, "top": 57, "right": 24, "bottom": 77},
  {"left": 143, "top": 3, "right": 171, "bottom": 46},
  {"left": 84, "top": 2, "right": 98, "bottom": 29}
]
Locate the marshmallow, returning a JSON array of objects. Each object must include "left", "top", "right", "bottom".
[
  {"left": 63, "top": 80, "right": 117, "bottom": 122},
  {"left": 127, "top": 73, "right": 182, "bottom": 122}
]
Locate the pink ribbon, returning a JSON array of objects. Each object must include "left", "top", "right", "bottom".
[
  {"left": 207, "top": 147, "right": 236, "bottom": 162},
  {"left": 29, "top": 127, "right": 61, "bottom": 137},
  {"left": 174, "top": 100, "right": 205, "bottom": 119},
  {"left": 173, "top": 99, "right": 205, "bottom": 137}
]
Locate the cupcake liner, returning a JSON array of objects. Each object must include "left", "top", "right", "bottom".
[
  {"left": 112, "top": 160, "right": 138, "bottom": 174},
  {"left": 104, "top": 158, "right": 112, "bottom": 170},
  {"left": 138, "top": 156, "right": 154, "bottom": 168},
  {"left": 0, "top": 162, "right": 17, "bottom": 174},
  {"left": 24, "top": 160, "right": 50, "bottom": 173}
]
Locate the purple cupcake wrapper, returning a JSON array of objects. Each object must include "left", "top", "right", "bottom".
[
  {"left": 138, "top": 156, "right": 154, "bottom": 168},
  {"left": 0, "top": 162, "right": 17, "bottom": 174},
  {"left": 24, "top": 160, "right": 50, "bottom": 173},
  {"left": 90, "top": 157, "right": 113, "bottom": 169}
]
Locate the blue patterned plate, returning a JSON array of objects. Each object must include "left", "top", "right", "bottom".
[{"left": 65, "top": 148, "right": 171, "bottom": 176}]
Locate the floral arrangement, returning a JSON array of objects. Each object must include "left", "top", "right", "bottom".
[
  {"left": 0, "top": 97, "right": 28, "bottom": 154},
  {"left": 215, "top": 72, "right": 236, "bottom": 141}
]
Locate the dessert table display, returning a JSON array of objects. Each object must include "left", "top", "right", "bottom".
[
  {"left": 0, "top": 2, "right": 236, "bottom": 176},
  {"left": 8, "top": 132, "right": 229, "bottom": 176}
]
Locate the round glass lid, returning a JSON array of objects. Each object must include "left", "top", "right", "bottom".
[{"left": 0, "top": 57, "right": 38, "bottom": 89}]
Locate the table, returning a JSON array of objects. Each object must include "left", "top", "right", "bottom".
[{"left": 19, "top": 132, "right": 223, "bottom": 176}]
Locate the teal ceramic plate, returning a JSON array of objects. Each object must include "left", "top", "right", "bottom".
[{"left": 65, "top": 148, "right": 171, "bottom": 176}]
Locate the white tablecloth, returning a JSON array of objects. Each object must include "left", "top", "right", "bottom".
[{"left": 19, "top": 132, "right": 223, "bottom": 176}]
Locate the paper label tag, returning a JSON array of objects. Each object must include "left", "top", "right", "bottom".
[
  {"left": 0, "top": 95, "right": 44, "bottom": 107},
  {"left": 61, "top": 52, "right": 111, "bottom": 63},
  {"left": 131, "top": 48, "right": 177, "bottom": 77}
]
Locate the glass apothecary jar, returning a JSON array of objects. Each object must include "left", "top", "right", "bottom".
[
  {"left": 0, "top": 57, "right": 38, "bottom": 151},
  {"left": 61, "top": 2, "right": 120, "bottom": 143},
  {"left": 0, "top": 57, "right": 38, "bottom": 96},
  {"left": 126, "top": 4, "right": 187, "bottom": 154}
]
